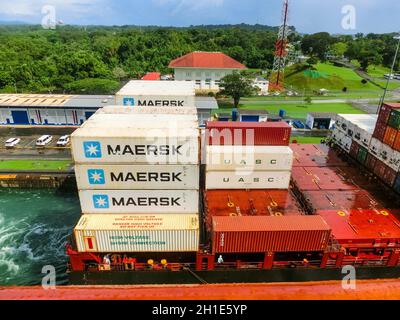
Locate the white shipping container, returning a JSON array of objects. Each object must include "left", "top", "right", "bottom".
[
  {"left": 83, "top": 113, "right": 199, "bottom": 127},
  {"left": 116, "top": 81, "right": 196, "bottom": 108},
  {"left": 75, "top": 164, "right": 200, "bottom": 190},
  {"left": 71, "top": 127, "right": 199, "bottom": 164},
  {"left": 205, "top": 171, "right": 291, "bottom": 190},
  {"left": 96, "top": 106, "right": 198, "bottom": 116},
  {"left": 74, "top": 214, "right": 199, "bottom": 253},
  {"left": 370, "top": 137, "right": 384, "bottom": 157},
  {"left": 79, "top": 190, "right": 199, "bottom": 214},
  {"left": 206, "top": 146, "right": 293, "bottom": 171},
  {"left": 332, "top": 130, "right": 351, "bottom": 152},
  {"left": 388, "top": 150, "right": 400, "bottom": 172}
]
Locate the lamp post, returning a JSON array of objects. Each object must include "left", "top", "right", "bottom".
[{"left": 378, "top": 34, "right": 400, "bottom": 114}]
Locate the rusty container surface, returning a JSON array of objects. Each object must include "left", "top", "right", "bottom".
[
  {"left": 349, "top": 140, "right": 361, "bottom": 160},
  {"left": 204, "top": 189, "right": 304, "bottom": 231},
  {"left": 290, "top": 144, "right": 348, "bottom": 167},
  {"left": 316, "top": 209, "right": 400, "bottom": 246},
  {"left": 394, "top": 131, "right": 400, "bottom": 152},
  {"left": 211, "top": 215, "right": 331, "bottom": 253},
  {"left": 377, "top": 103, "right": 395, "bottom": 125},
  {"left": 383, "top": 126, "right": 398, "bottom": 148},
  {"left": 373, "top": 121, "right": 388, "bottom": 142},
  {"left": 206, "top": 121, "right": 291, "bottom": 146},
  {"left": 365, "top": 153, "right": 379, "bottom": 172},
  {"left": 374, "top": 159, "right": 388, "bottom": 180},
  {"left": 382, "top": 165, "right": 398, "bottom": 188},
  {"left": 302, "top": 190, "right": 392, "bottom": 213}
]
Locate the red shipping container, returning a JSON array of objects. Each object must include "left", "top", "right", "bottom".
[
  {"left": 211, "top": 215, "right": 331, "bottom": 253},
  {"left": 204, "top": 190, "right": 304, "bottom": 231},
  {"left": 302, "top": 190, "right": 392, "bottom": 212},
  {"left": 365, "top": 153, "right": 378, "bottom": 172},
  {"left": 377, "top": 103, "right": 400, "bottom": 125},
  {"left": 204, "top": 190, "right": 303, "bottom": 217},
  {"left": 290, "top": 144, "right": 348, "bottom": 167},
  {"left": 317, "top": 209, "right": 400, "bottom": 246},
  {"left": 382, "top": 165, "right": 397, "bottom": 188},
  {"left": 292, "top": 167, "right": 361, "bottom": 191},
  {"left": 383, "top": 126, "right": 398, "bottom": 148},
  {"left": 349, "top": 140, "right": 361, "bottom": 159},
  {"left": 374, "top": 159, "right": 388, "bottom": 179},
  {"left": 393, "top": 131, "right": 400, "bottom": 152},
  {"left": 373, "top": 121, "right": 388, "bottom": 142},
  {"left": 206, "top": 121, "right": 291, "bottom": 146}
]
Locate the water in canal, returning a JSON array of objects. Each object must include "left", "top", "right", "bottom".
[{"left": 0, "top": 189, "right": 80, "bottom": 286}]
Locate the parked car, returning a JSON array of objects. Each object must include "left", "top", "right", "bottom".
[
  {"left": 56, "top": 135, "right": 70, "bottom": 147},
  {"left": 5, "top": 137, "right": 21, "bottom": 148},
  {"left": 36, "top": 135, "right": 53, "bottom": 147}
]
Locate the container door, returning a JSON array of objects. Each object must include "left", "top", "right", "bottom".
[
  {"left": 11, "top": 110, "right": 29, "bottom": 125},
  {"left": 84, "top": 236, "right": 98, "bottom": 252}
]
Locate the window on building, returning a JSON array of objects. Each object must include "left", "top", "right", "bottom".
[
  {"left": 195, "top": 80, "right": 201, "bottom": 86},
  {"left": 205, "top": 79, "right": 212, "bottom": 87},
  {"left": 205, "top": 73, "right": 211, "bottom": 77},
  {"left": 215, "top": 80, "right": 221, "bottom": 86},
  {"left": 196, "top": 72, "right": 202, "bottom": 77},
  {"left": 186, "top": 72, "right": 192, "bottom": 77}
]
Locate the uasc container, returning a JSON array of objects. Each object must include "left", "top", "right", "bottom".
[
  {"left": 74, "top": 214, "right": 199, "bottom": 253},
  {"left": 206, "top": 121, "right": 291, "bottom": 146},
  {"left": 206, "top": 146, "right": 293, "bottom": 171},
  {"left": 205, "top": 171, "right": 291, "bottom": 190},
  {"left": 79, "top": 190, "right": 199, "bottom": 214},
  {"left": 75, "top": 164, "right": 200, "bottom": 190},
  {"left": 211, "top": 215, "right": 331, "bottom": 253}
]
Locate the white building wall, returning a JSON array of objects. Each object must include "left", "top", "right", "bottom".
[
  {"left": 0, "top": 109, "right": 11, "bottom": 124},
  {"left": 174, "top": 68, "right": 239, "bottom": 90}
]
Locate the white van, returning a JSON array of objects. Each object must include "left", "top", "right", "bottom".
[
  {"left": 57, "top": 135, "right": 70, "bottom": 147},
  {"left": 36, "top": 135, "right": 53, "bottom": 147}
]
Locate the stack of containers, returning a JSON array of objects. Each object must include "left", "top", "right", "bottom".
[
  {"left": 203, "top": 122, "right": 331, "bottom": 255},
  {"left": 370, "top": 103, "right": 400, "bottom": 190},
  {"left": 331, "top": 105, "right": 400, "bottom": 192},
  {"left": 290, "top": 141, "right": 400, "bottom": 250},
  {"left": 71, "top": 106, "right": 201, "bottom": 254},
  {"left": 205, "top": 122, "right": 293, "bottom": 190}
]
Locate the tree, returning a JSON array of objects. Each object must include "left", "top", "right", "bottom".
[
  {"left": 219, "top": 71, "right": 257, "bottom": 108},
  {"left": 330, "top": 42, "right": 348, "bottom": 58},
  {"left": 301, "top": 32, "right": 335, "bottom": 61}
]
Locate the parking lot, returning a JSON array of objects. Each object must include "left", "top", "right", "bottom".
[{"left": 0, "top": 131, "right": 73, "bottom": 159}]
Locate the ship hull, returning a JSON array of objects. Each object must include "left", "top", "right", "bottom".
[{"left": 68, "top": 266, "right": 400, "bottom": 285}]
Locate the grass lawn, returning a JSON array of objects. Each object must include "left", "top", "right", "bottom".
[
  {"left": 0, "top": 160, "right": 72, "bottom": 171},
  {"left": 236, "top": 102, "right": 365, "bottom": 119},
  {"left": 291, "top": 136, "right": 326, "bottom": 144},
  {"left": 285, "top": 62, "right": 379, "bottom": 92}
]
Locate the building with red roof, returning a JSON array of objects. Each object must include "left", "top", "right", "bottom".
[
  {"left": 141, "top": 72, "right": 161, "bottom": 81},
  {"left": 169, "top": 51, "right": 246, "bottom": 91}
]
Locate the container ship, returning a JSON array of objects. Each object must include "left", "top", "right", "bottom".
[{"left": 66, "top": 94, "right": 400, "bottom": 285}]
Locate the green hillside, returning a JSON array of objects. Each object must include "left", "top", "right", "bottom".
[{"left": 285, "top": 63, "right": 378, "bottom": 92}]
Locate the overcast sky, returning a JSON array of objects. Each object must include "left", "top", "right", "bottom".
[{"left": 0, "top": 0, "right": 399, "bottom": 34}]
